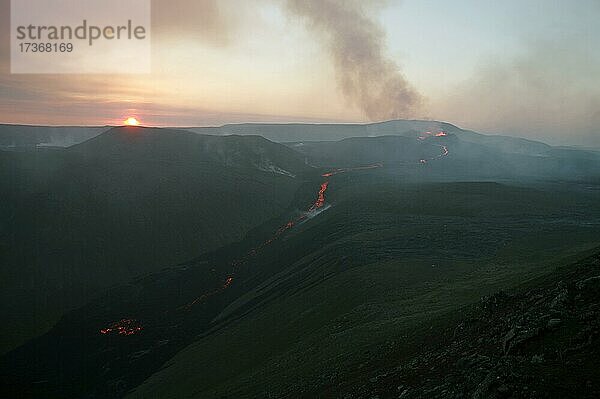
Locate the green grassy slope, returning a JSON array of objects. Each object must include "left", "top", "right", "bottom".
[
  {"left": 0, "top": 127, "right": 310, "bottom": 353},
  {"left": 127, "top": 172, "right": 600, "bottom": 398},
  {"left": 317, "top": 248, "right": 600, "bottom": 398},
  {"left": 3, "top": 128, "right": 599, "bottom": 397}
]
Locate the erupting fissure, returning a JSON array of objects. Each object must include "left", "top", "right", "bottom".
[{"left": 100, "top": 132, "right": 449, "bottom": 335}]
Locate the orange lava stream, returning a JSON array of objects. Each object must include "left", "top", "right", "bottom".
[
  {"left": 100, "top": 132, "right": 450, "bottom": 334},
  {"left": 309, "top": 181, "right": 329, "bottom": 211},
  {"left": 99, "top": 319, "right": 143, "bottom": 336},
  {"left": 418, "top": 130, "right": 446, "bottom": 140},
  {"left": 176, "top": 163, "right": 384, "bottom": 312},
  {"left": 417, "top": 131, "right": 450, "bottom": 162}
]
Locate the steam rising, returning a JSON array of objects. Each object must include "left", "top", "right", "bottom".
[{"left": 286, "top": 0, "right": 421, "bottom": 121}]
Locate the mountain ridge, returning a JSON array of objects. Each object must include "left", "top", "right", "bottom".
[
  {"left": 1, "top": 120, "right": 588, "bottom": 159},
  {"left": 0, "top": 126, "right": 313, "bottom": 353}
]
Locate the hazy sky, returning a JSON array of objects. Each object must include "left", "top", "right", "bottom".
[{"left": 0, "top": 0, "right": 598, "bottom": 146}]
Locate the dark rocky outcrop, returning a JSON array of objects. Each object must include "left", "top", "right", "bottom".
[{"left": 344, "top": 251, "right": 600, "bottom": 399}]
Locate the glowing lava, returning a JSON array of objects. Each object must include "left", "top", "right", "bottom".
[
  {"left": 99, "top": 134, "right": 451, "bottom": 335},
  {"left": 176, "top": 163, "right": 384, "bottom": 312},
  {"left": 416, "top": 131, "right": 450, "bottom": 163},
  {"left": 309, "top": 181, "right": 329, "bottom": 211},
  {"left": 101, "top": 162, "right": 388, "bottom": 331},
  {"left": 99, "top": 131, "right": 453, "bottom": 335},
  {"left": 224, "top": 276, "right": 234, "bottom": 287},
  {"left": 99, "top": 319, "right": 143, "bottom": 336},
  {"left": 418, "top": 131, "right": 446, "bottom": 140}
]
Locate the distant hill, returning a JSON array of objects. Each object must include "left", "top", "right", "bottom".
[
  {"left": 71, "top": 127, "right": 308, "bottom": 176},
  {"left": 289, "top": 135, "right": 444, "bottom": 167},
  {"left": 0, "top": 124, "right": 108, "bottom": 148},
  {"left": 1, "top": 121, "right": 594, "bottom": 161},
  {"left": 0, "top": 126, "right": 312, "bottom": 353},
  {"left": 290, "top": 134, "right": 600, "bottom": 181},
  {"left": 184, "top": 120, "right": 561, "bottom": 157}
]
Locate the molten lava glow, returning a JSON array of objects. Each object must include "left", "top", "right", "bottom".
[
  {"left": 99, "top": 319, "right": 143, "bottom": 336},
  {"left": 101, "top": 150, "right": 453, "bottom": 333},
  {"left": 416, "top": 131, "right": 450, "bottom": 164},
  {"left": 101, "top": 135, "right": 454, "bottom": 332},
  {"left": 224, "top": 276, "right": 234, "bottom": 288},
  {"left": 104, "top": 163, "right": 388, "bottom": 329},
  {"left": 124, "top": 117, "right": 140, "bottom": 126},
  {"left": 310, "top": 181, "right": 329, "bottom": 211},
  {"left": 418, "top": 130, "right": 446, "bottom": 140},
  {"left": 177, "top": 163, "right": 385, "bottom": 311}
]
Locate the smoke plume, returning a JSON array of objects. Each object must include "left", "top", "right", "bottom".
[{"left": 286, "top": 0, "right": 421, "bottom": 121}]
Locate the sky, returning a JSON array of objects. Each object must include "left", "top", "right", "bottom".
[{"left": 0, "top": 0, "right": 599, "bottom": 146}]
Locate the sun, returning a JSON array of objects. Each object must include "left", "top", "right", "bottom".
[{"left": 124, "top": 117, "right": 140, "bottom": 126}]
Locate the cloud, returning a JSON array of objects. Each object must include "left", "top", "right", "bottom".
[
  {"left": 434, "top": 38, "right": 600, "bottom": 146},
  {"left": 151, "top": 0, "right": 236, "bottom": 46},
  {"left": 285, "top": 0, "right": 421, "bottom": 121}
]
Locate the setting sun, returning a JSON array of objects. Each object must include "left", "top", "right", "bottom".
[{"left": 124, "top": 117, "right": 140, "bottom": 126}]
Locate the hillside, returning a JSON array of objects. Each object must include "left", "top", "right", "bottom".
[
  {"left": 122, "top": 176, "right": 600, "bottom": 399},
  {"left": 0, "top": 127, "right": 312, "bottom": 353},
  {"left": 0, "top": 124, "right": 108, "bottom": 149},
  {"left": 3, "top": 162, "right": 599, "bottom": 398},
  {"left": 2, "top": 120, "right": 594, "bottom": 163},
  {"left": 288, "top": 135, "right": 442, "bottom": 167},
  {"left": 291, "top": 134, "right": 600, "bottom": 181},
  {"left": 184, "top": 120, "right": 594, "bottom": 160},
  {"left": 329, "top": 249, "right": 600, "bottom": 398},
  {"left": 1, "top": 124, "right": 600, "bottom": 398}
]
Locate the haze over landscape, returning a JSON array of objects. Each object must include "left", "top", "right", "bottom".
[
  {"left": 1, "top": 1, "right": 600, "bottom": 399},
  {"left": 1, "top": 0, "right": 599, "bottom": 147}
]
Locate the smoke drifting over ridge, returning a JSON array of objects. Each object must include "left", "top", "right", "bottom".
[{"left": 286, "top": 0, "right": 421, "bottom": 121}]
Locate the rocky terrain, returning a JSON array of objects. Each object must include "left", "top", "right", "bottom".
[{"left": 339, "top": 250, "right": 600, "bottom": 399}]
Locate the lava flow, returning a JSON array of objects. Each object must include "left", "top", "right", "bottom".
[
  {"left": 417, "top": 130, "right": 450, "bottom": 163},
  {"left": 174, "top": 163, "right": 383, "bottom": 313},
  {"left": 309, "top": 181, "right": 329, "bottom": 211},
  {"left": 171, "top": 137, "right": 448, "bottom": 316},
  {"left": 418, "top": 130, "right": 447, "bottom": 140},
  {"left": 99, "top": 319, "right": 143, "bottom": 336},
  {"left": 99, "top": 161, "right": 392, "bottom": 333},
  {"left": 182, "top": 275, "right": 235, "bottom": 309},
  {"left": 100, "top": 134, "right": 451, "bottom": 334}
]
